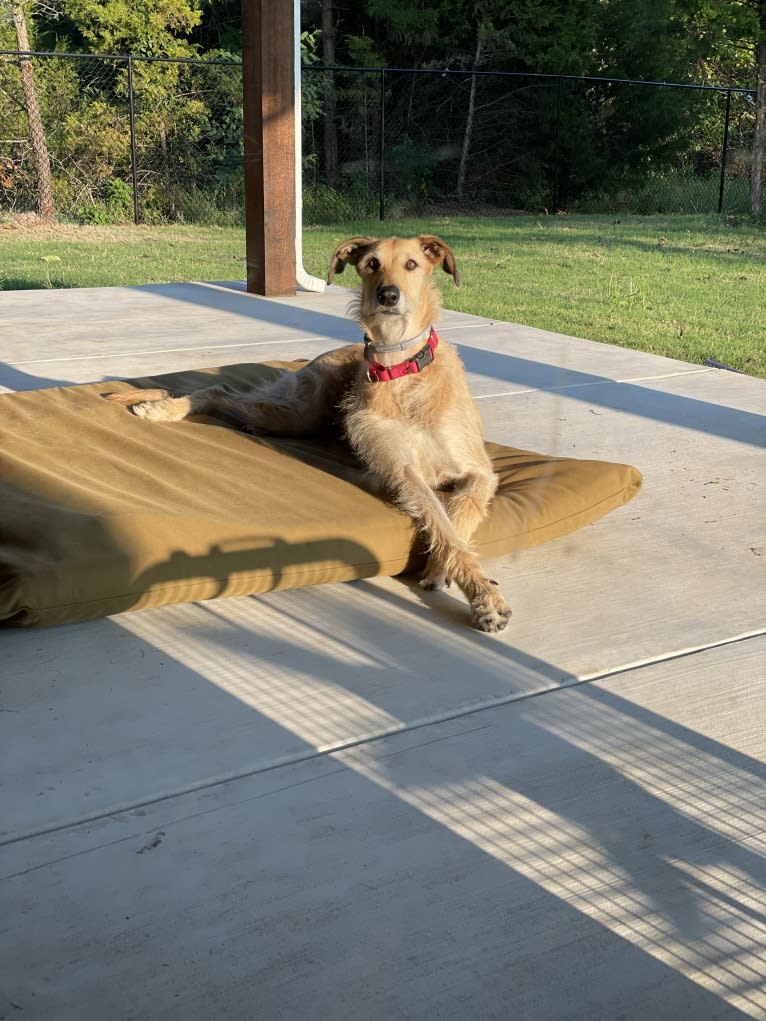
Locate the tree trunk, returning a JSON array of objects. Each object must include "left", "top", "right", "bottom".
[
  {"left": 321, "top": 0, "right": 338, "bottom": 183},
  {"left": 457, "top": 31, "right": 482, "bottom": 201},
  {"left": 749, "top": 34, "right": 766, "bottom": 215},
  {"left": 11, "top": 3, "right": 54, "bottom": 220},
  {"left": 158, "top": 118, "right": 176, "bottom": 221}
]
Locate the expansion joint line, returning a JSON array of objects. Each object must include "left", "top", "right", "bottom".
[{"left": 1, "top": 629, "right": 763, "bottom": 850}]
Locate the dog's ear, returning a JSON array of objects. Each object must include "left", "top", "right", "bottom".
[
  {"left": 418, "top": 235, "right": 462, "bottom": 287},
  {"left": 327, "top": 236, "right": 378, "bottom": 283}
]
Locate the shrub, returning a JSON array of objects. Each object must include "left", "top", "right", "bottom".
[
  {"left": 76, "top": 177, "right": 133, "bottom": 223},
  {"left": 303, "top": 181, "right": 379, "bottom": 224}
]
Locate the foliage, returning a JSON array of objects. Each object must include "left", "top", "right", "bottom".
[
  {"left": 302, "top": 180, "right": 379, "bottom": 222},
  {"left": 0, "top": 0, "right": 763, "bottom": 221},
  {"left": 62, "top": 0, "right": 202, "bottom": 57},
  {"left": 389, "top": 136, "right": 433, "bottom": 200},
  {"left": 682, "top": 0, "right": 763, "bottom": 86},
  {"left": 298, "top": 0, "right": 763, "bottom": 212},
  {"left": 76, "top": 176, "right": 133, "bottom": 222}
]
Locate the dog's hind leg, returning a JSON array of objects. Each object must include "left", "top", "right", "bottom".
[
  {"left": 110, "top": 366, "right": 342, "bottom": 435},
  {"left": 124, "top": 391, "right": 198, "bottom": 422},
  {"left": 105, "top": 385, "right": 213, "bottom": 421},
  {"left": 109, "top": 346, "right": 361, "bottom": 430},
  {"left": 105, "top": 388, "right": 172, "bottom": 406}
]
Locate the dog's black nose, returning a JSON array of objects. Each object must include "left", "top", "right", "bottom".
[{"left": 377, "top": 285, "right": 400, "bottom": 307}]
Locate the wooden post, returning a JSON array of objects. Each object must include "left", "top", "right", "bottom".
[{"left": 241, "top": 0, "right": 296, "bottom": 295}]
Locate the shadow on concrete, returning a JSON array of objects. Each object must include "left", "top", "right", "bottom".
[
  {"left": 4, "top": 578, "right": 762, "bottom": 1018},
  {"left": 135, "top": 281, "right": 360, "bottom": 344},
  {"left": 457, "top": 345, "right": 766, "bottom": 449},
  {"left": 0, "top": 363, "right": 80, "bottom": 391}
]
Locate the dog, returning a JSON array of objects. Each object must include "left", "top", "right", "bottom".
[{"left": 108, "top": 235, "right": 511, "bottom": 632}]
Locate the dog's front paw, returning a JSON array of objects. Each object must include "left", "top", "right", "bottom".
[{"left": 471, "top": 586, "right": 512, "bottom": 633}]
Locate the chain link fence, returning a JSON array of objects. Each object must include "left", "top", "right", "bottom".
[
  {"left": 0, "top": 50, "right": 243, "bottom": 224},
  {"left": 303, "top": 67, "right": 756, "bottom": 221},
  {"left": 0, "top": 50, "right": 757, "bottom": 225}
]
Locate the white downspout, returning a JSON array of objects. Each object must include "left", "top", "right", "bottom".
[{"left": 294, "top": 0, "right": 326, "bottom": 292}]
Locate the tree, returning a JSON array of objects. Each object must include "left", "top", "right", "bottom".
[
  {"left": 63, "top": 0, "right": 202, "bottom": 56},
  {"left": 454, "top": 5, "right": 517, "bottom": 201},
  {"left": 6, "top": 1, "right": 54, "bottom": 217},
  {"left": 62, "top": 0, "right": 204, "bottom": 218},
  {"left": 320, "top": 0, "right": 338, "bottom": 182},
  {"left": 456, "top": 27, "right": 481, "bottom": 201},
  {"left": 683, "top": 0, "right": 766, "bottom": 214},
  {"left": 754, "top": 7, "right": 766, "bottom": 213}
]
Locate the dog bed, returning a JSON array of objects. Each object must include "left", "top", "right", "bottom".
[{"left": 0, "top": 361, "right": 642, "bottom": 627}]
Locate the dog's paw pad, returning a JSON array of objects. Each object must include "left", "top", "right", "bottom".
[
  {"left": 130, "top": 401, "right": 157, "bottom": 419},
  {"left": 130, "top": 400, "right": 175, "bottom": 421},
  {"left": 131, "top": 397, "right": 186, "bottom": 422}
]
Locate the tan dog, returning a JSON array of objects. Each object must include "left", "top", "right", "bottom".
[{"left": 109, "top": 236, "right": 511, "bottom": 631}]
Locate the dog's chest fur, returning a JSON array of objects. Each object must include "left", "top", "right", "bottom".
[{"left": 340, "top": 340, "right": 486, "bottom": 486}]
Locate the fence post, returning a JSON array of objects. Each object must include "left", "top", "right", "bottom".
[
  {"left": 551, "top": 75, "right": 562, "bottom": 213},
  {"left": 127, "top": 54, "right": 140, "bottom": 224},
  {"left": 718, "top": 89, "right": 732, "bottom": 214},
  {"left": 378, "top": 67, "right": 386, "bottom": 221}
]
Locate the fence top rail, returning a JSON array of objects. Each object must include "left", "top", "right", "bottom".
[
  {"left": 0, "top": 49, "right": 240, "bottom": 67},
  {"left": 0, "top": 49, "right": 755, "bottom": 97},
  {"left": 307, "top": 63, "right": 755, "bottom": 97}
]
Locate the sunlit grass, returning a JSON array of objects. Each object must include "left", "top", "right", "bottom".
[
  {"left": 1, "top": 213, "right": 763, "bottom": 376},
  {"left": 0, "top": 222, "right": 246, "bottom": 290},
  {"left": 303, "top": 214, "right": 766, "bottom": 377}
]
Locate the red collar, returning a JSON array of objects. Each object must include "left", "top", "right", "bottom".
[{"left": 364, "top": 327, "right": 439, "bottom": 383}]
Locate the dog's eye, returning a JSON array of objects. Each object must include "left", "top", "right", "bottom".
[
  {"left": 364, "top": 257, "right": 380, "bottom": 273},
  {"left": 405, "top": 259, "right": 418, "bottom": 271}
]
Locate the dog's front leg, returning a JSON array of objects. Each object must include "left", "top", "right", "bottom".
[
  {"left": 425, "top": 538, "right": 511, "bottom": 633},
  {"left": 396, "top": 465, "right": 511, "bottom": 633},
  {"left": 420, "top": 469, "right": 499, "bottom": 591},
  {"left": 347, "top": 417, "right": 511, "bottom": 631},
  {"left": 442, "top": 470, "right": 499, "bottom": 541}
]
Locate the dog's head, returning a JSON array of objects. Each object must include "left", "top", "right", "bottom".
[{"left": 327, "top": 235, "right": 461, "bottom": 340}]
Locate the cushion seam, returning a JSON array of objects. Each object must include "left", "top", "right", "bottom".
[
  {"left": 474, "top": 480, "right": 639, "bottom": 547},
  {"left": 6, "top": 556, "right": 402, "bottom": 615}
]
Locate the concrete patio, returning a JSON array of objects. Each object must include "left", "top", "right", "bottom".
[{"left": 1, "top": 280, "right": 765, "bottom": 1020}]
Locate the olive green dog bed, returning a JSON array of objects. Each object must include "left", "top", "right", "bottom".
[{"left": 0, "top": 362, "right": 642, "bottom": 627}]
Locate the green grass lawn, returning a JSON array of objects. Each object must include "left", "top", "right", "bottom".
[
  {"left": 0, "top": 221, "right": 247, "bottom": 290},
  {"left": 2, "top": 213, "right": 764, "bottom": 377}
]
